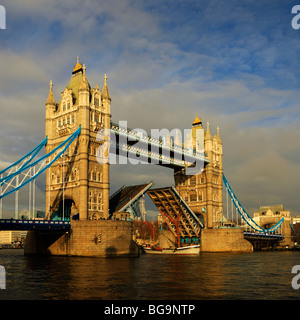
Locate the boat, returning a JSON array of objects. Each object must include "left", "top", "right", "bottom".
[
  {"left": 293, "top": 244, "right": 300, "bottom": 251},
  {"left": 143, "top": 244, "right": 200, "bottom": 255}
]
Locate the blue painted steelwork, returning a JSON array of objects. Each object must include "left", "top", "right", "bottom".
[
  {"left": 0, "top": 137, "right": 47, "bottom": 176},
  {"left": 0, "top": 219, "right": 70, "bottom": 231},
  {"left": 0, "top": 126, "right": 81, "bottom": 199},
  {"left": 223, "top": 174, "right": 284, "bottom": 234}
]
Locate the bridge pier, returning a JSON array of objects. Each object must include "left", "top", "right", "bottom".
[
  {"left": 24, "top": 220, "right": 139, "bottom": 257},
  {"left": 200, "top": 228, "right": 253, "bottom": 253}
]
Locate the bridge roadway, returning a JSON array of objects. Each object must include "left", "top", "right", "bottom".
[
  {"left": 0, "top": 219, "right": 70, "bottom": 231},
  {"left": 244, "top": 231, "right": 284, "bottom": 241}
]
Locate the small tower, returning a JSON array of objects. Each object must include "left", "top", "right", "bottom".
[
  {"left": 45, "top": 58, "right": 111, "bottom": 221},
  {"left": 100, "top": 74, "right": 111, "bottom": 217},
  {"left": 45, "top": 80, "right": 56, "bottom": 143},
  {"left": 174, "top": 115, "right": 223, "bottom": 228}
]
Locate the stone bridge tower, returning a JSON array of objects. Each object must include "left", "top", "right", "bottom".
[
  {"left": 253, "top": 205, "right": 293, "bottom": 248},
  {"left": 45, "top": 58, "right": 111, "bottom": 220},
  {"left": 174, "top": 115, "right": 223, "bottom": 228}
]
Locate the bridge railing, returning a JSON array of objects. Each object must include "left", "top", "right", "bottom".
[{"left": 110, "top": 121, "right": 208, "bottom": 167}]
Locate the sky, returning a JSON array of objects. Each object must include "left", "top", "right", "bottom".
[{"left": 0, "top": 0, "right": 300, "bottom": 218}]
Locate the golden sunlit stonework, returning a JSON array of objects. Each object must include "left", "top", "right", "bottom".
[
  {"left": 174, "top": 115, "right": 223, "bottom": 229},
  {"left": 45, "top": 58, "right": 223, "bottom": 228},
  {"left": 45, "top": 58, "right": 111, "bottom": 221},
  {"left": 253, "top": 205, "right": 292, "bottom": 248}
]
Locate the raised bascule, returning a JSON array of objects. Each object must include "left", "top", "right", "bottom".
[{"left": 0, "top": 58, "right": 293, "bottom": 256}]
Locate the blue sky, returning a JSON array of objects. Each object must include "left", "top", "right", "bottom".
[{"left": 0, "top": 0, "right": 300, "bottom": 217}]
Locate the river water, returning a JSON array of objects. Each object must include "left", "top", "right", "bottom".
[{"left": 0, "top": 249, "right": 299, "bottom": 300}]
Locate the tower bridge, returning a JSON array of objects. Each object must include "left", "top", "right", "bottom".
[{"left": 0, "top": 58, "right": 292, "bottom": 255}]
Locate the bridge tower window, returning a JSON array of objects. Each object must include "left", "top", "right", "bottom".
[{"left": 190, "top": 176, "right": 196, "bottom": 185}]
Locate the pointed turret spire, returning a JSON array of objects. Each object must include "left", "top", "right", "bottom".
[
  {"left": 217, "top": 126, "right": 222, "bottom": 144},
  {"left": 78, "top": 63, "right": 90, "bottom": 107},
  {"left": 205, "top": 121, "right": 211, "bottom": 139},
  {"left": 102, "top": 74, "right": 111, "bottom": 101},
  {"left": 79, "top": 64, "right": 89, "bottom": 91},
  {"left": 175, "top": 129, "right": 181, "bottom": 147},
  {"left": 46, "top": 80, "right": 55, "bottom": 105}
]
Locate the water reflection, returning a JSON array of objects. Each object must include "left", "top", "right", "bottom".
[{"left": 0, "top": 250, "right": 299, "bottom": 300}]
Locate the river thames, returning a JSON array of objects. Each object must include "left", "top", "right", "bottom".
[{"left": 0, "top": 249, "right": 299, "bottom": 300}]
